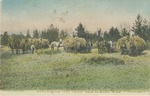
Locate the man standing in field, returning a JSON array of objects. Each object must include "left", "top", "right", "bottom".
[
  {"left": 108, "top": 40, "right": 113, "bottom": 53},
  {"left": 31, "top": 44, "right": 35, "bottom": 54}
]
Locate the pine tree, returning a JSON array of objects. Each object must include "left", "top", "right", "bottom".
[
  {"left": 75, "top": 23, "right": 86, "bottom": 39},
  {"left": 26, "top": 30, "right": 31, "bottom": 38}
]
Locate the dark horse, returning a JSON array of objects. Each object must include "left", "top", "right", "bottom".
[
  {"left": 97, "top": 41, "right": 112, "bottom": 54},
  {"left": 9, "top": 41, "right": 31, "bottom": 54}
]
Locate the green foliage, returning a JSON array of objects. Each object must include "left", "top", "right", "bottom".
[
  {"left": 103, "top": 31, "right": 110, "bottom": 41},
  {"left": 88, "top": 56, "right": 125, "bottom": 65},
  {"left": 85, "top": 32, "right": 97, "bottom": 42},
  {"left": 34, "top": 24, "right": 59, "bottom": 43},
  {"left": 109, "top": 27, "right": 121, "bottom": 42},
  {"left": 33, "top": 29, "right": 40, "bottom": 39},
  {"left": 26, "top": 30, "right": 31, "bottom": 38},
  {"left": 46, "top": 24, "right": 59, "bottom": 43},
  {"left": 132, "top": 14, "right": 150, "bottom": 41},
  {"left": 121, "top": 28, "right": 129, "bottom": 37},
  {"left": 97, "top": 29, "right": 103, "bottom": 41},
  {"left": 1, "top": 32, "right": 10, "bottom": 45},
  {"left": 132, "top": 14, "right": 143, "bottom": 37},
  {"left": 102, "top": 27, "right": 121, "bottom": 42},
  {"left": 10, "top": 33, "right": 26, "bottom": 44},
  {"left": 76, "top": 23, "right": 86, "bottom": 39},
  {"left": 59, "top": 30, "right": 69, "bottom": 40}
]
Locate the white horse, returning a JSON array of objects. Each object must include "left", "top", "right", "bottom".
[{"left": 50, "top": 41, "right": 62, "bottom": 50}]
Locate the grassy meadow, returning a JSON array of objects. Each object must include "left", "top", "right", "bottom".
[{"left": 0, "top": 46, "right": 150, "bottom": 92}]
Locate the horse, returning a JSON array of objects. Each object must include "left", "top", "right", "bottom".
[
  {"left": 50, "top": 41, "right": 62, "bottom": 50},
  {"left": 21, "top": 43, "right": 31, "bottom": 54},
  {"left": 9, "top": 42, "right": 15, "bottom": 54},
  {"left": 97, "top": 41, "right": 112, "bottom": 54}
]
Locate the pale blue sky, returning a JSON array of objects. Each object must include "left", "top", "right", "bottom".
[{"left": 1, "top": 0, "right": 150, "bottom": 33}]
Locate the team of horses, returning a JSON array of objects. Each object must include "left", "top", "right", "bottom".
[
  {"left": 97, "top": 40, "right": 115, "bottom": 54},
  {"left": 9, "top": 39, "right": 49, "bottom": 54},
  {"left": 9, "top": 41, "right": 35, "bottom": 54},
  {"left": 120, "top": 43, "right": 143, "bottom": 56}
]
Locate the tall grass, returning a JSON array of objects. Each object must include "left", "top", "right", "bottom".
[{"left": 0, "top": 48, "right": 150, "bottom": 92}]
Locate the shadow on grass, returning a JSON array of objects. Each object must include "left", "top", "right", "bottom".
[
  {"left": 87, "top": 56, "right": 125, "bottom": 66},
  {"left": 128, "top": 52, "right": 148, "bottom": 57},
  {"left": 140, "top": 52, "right": 147, "bottom": 55},
  {"left": 0, "top": 52, "right": 22, "bottom": 59}
]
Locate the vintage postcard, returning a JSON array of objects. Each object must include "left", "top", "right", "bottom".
[{"left": 0, "top": 0, "right": 150, "bottom": 96}]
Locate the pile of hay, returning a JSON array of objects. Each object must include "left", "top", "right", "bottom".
[
  {"left": 62, "top": 37, "right": 86, "bottom": 52},
  {"left": 117, "top": 36, "right": 146, "bottom": 54},
  {"left": 21, "top": 38, "right": 49, "bottom": 49}
]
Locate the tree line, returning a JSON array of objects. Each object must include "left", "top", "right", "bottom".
[
  {"left": 1, "top": 14, "right": 150, "bottom": 47},
  {"left": 1, "top": 24, "right": 67, "bottom": 46},
  {"left": 76, "top": 14, "right": 150, "bottom": 43}
]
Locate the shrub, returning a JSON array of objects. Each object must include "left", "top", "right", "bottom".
[{"left": 88, "top": 56, "right": 125, "bottom": 65}]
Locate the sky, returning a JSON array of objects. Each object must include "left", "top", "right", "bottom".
[{"left": 1, "top": 0, "right": 150, "bottom": 34}]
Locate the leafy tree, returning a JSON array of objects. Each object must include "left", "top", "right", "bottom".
[
  {"left": 97, "top": 29, "right": 103, "bottom": 41},
  {"left": 121, "top": 28, "right": 129, "bottom": 37},
  {"left": 33, "top": 29, "right": 39, "bottom": 39},
  {"left": 11, "top": 33, "right": 25, "bottom": 43},
  {"left": 41, "top": 29, "right": 47, "bottom": 39},
  {"left": 47, "top": 24, "right": 59, "bottom": 43},
  {"left": 109, "top": 27, "right": 121, "bottom": 41},
  {"left": 59, "top": 30, "right": 68, "bottom": 40},
  {"left": 103, "top": 31, "right": 110, "bottom": 41},
  {"left": 84, "top": 32, "right": 97, "bottom": 42},
  {"left": 91, "top": 33, "right": 98, "bottom": 42},
  {"left": 19, "top": 32, "right": 26, "bottom": 39},
  {"left": 1, "top": 31, "right": 9, "bottom": 45}
]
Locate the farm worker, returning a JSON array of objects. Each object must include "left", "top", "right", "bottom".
[
  {"left": 108, "top": 40, "right": 112, "bottom": 48},
  {"left": 120, "top": 44, "right": 127, "bottom": 55},
  {"left": 31, "top": 44, "right": 35, "bottom": 54},
  {"left": 103, "top": 41, "right": 107, "bottom": 53},
  {"left": 130, "top": 44, "right": 136, "bottom": 56},
  {"left": 59, "top": 39, "right": 62, "bottom": 43},
  {"left": 22, "top": 44, "right": 25, "bottom": 54},
  {"left": 108, "top": 40, "right": 113, "bottom": 53},
  {"left": 51, "top": 43, "right": 55, "bottom": 50}
]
